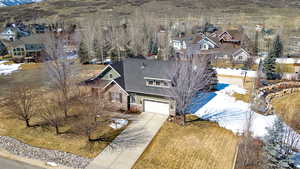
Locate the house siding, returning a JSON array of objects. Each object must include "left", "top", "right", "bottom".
[
  {"left": 101, "top": 67, "right": 120, "bottom": 81},
  {"left": 102, "top": 83, "right": 128, "bottom": 111}
]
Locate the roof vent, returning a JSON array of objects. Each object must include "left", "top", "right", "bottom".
[{"left": 141, "top": 62, "right": 146, "bottom": 69}]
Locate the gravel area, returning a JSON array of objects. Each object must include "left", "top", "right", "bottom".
[{"left": 0, "top": 136, "right": 92, "bottom": 169}]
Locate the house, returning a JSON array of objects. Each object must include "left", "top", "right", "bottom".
[
  {"left": 231, "top": 48, "right": 251, "bottom": 62},
  {"left": 0, "top": 40, "right": 7, "bottom": 56},
  {"left": 3, "top": 34, "right": 46, "bottom": 62},
  {"left": 215, "top": 47, "right": 251, "bottom": 63},
  {"left": 218, "top": 30, "right": 242, "bottom": 45},
  {"left": 0, "top": 27, "right": 17, "bottom": 41},
  {"left": 171, "top": 39, "right": 187, "bottom": 50},
  {"left": 84, "top": 58, "right": 176, "bottom": 116}
]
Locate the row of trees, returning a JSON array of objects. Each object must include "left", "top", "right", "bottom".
[{"left": 78, "top": 11, "right": 172, "bottom": 63}]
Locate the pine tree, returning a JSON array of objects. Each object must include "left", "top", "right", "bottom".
[
  {"left": 263, "top": 55, "right": 276, "bottom": 80},
  {"left": 263, "top": 35, "right": 283, "bottom": 79},
  {"left": 269, "top": 35, "right": 283, "bottom": 59},
  {"left": 78, "top": 41, "right": 89, "bottom": 64},
  {"left": 264, "top": 118, "right": 293, "bottom": 169}
]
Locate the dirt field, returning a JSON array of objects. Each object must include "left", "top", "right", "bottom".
[{"left": 133, "top": 120, "right": 239, "bottom": 169}]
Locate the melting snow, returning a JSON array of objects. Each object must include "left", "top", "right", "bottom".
[
  {"left": 0, "top": 61, "right": 21, "bottom": 75},
  {"left": 193, "top": 84, "right": 276, "bottom": 137}
]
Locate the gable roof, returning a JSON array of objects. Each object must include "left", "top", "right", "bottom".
[
  {"left": 232, "top": 48, "right": 250, "bottom": 57},
  {"left": 113, "top": 58, "right": 174, "bottom": 97},
  {"left": 90, "top": 58, "right": 175, "bottom": 97}
]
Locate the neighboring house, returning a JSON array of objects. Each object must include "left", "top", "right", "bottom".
[
  {"left": 30, "top": 24, "right": 48, "bottom": 34},
  {"left": 171, "top": 39, "right": 187, "bottom": 50},
  {"left": 214, "top": 46, "right": 251, "bottom": 63},
  {"left": 192, "top": 36, "right": 220, "bottom": 50},
  {"left": 0, "top": 27, "right": 17, "bottom": 41},
  {"left": 218, "top": 30, "right": 242, "bottom": 44},
  {"left": 3, "top": 34, "right": 46, "bottom": 62},
  {"left": 84, "top": 58, "right": 176, "bottom": 116},
  {"left": 231, "top": 48, "right": 251, "bottom": 62},
  {"left": 0, "top": 40, "right": 8, "bottom": 56}
]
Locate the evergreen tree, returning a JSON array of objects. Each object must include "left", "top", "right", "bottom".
[
  {"left": 263, "top": 55, "right": 277, "bottom": 80},
  {"left": 270, "top": 35, "right": 283, "bottom": 59},
  {"left": 263, "top": 35, "right": 283, "bottom": 79},
  {"left": 78, "top": 41, "right": 89, "bottom": 64},
  {"left": 264, "top": 118, "right": 293, "bottom": 169}
]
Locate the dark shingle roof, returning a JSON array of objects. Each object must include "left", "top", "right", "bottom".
[{"left": 111, "top": 58, "right": 174, "bottom": 97}]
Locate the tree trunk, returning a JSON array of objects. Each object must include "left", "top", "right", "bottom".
[
  {"left": 55, "top": 125, "right": 60, "bottom": 135},
  {"left": 25, "top": 119, "right": 31, "bottom": 128}
]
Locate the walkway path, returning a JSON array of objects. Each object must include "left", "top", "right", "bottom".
[
  {"left": 86, "top": 112, "right": 168, "bottom": 169},
  {"left": 0, "top": 156, "right": 43, "bottom": 169}
]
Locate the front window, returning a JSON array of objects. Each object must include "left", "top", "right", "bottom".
[
  {"left": 130, "top": 95, "right": 136, "bottom": 103},
  {"left": 110, "top": 92, "right": 122, "bottom": 103}
]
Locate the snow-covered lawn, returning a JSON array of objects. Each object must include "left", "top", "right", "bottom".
[
  {"left": 193, "top": 83, "right": 276, "bottom": 137},
  {"left": 0, "top": 61, "right": 21, "bottom": 75}
]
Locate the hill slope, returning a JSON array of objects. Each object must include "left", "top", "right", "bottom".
[{"left": 0, "top": 0, "right": 299, "bottom": 32}]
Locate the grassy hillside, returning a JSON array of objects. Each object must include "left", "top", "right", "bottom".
[{"left": 0, "top": 0, "right": 300, "bottom": 30}]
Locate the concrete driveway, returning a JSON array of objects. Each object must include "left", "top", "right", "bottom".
[
  {"left": 0, "top": 156, "right": 43, "bottom": 169},
  {"left": 86, "top": 112, "right": 168, "bottom": 169}
]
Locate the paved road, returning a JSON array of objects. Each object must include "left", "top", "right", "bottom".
[
  {"left": 0, "top": 157, "right": 43, "bottom": 169},
  {"left": 86, "top": 112, "right": 168, "bottom": 169}
]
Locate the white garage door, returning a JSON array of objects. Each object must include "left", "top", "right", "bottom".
[{"left": 144, "top": 100, "right": 170, "bottom": 115}]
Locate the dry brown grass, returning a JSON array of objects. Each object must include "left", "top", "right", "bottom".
[
  {"left": 0, "top": 62, "right": 116, "bottom": 158},
  {"left": 133, "top": 120, "right": 239, "bottom": 169},
  {"left": 0, "top": 104, "right": 124, "bottom": 158},
  {"left": 271, "top": 92, "right": 300, "bottom": 132}
]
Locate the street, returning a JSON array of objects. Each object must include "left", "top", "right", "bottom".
[{"left": 0, "top": 157, "right": 43, "bottom": 169}]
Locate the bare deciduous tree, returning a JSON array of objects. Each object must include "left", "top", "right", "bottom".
[
  {"left": 44, "top": 33, "right": 77, "bottom": 118},
  {"left": 41, "top": 97, "right": 64, "bottom": 135},
  {"left": 168, "top": 57, "right": 212, "bottom": 124},
  {"left": 75, "top": 88, "right": 111, "bottom": 142},
  {"left": 7, "top": 86, "right": 36, "bottom": 127}
]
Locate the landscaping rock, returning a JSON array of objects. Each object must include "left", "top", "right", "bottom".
[{"left": 0, "top": 136, "right": 92, "bottom": 169}]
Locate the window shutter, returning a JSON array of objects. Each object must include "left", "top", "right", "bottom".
[{"left": 119, "top": 93, "right": 122, "bottom": 103}]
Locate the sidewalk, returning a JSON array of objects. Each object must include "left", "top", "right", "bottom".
[{"left": 86, "top": 112, "right": 168, "bottom": 169}]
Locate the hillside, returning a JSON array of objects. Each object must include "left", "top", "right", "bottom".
[{"left": 0, "top": 0, "right": 300, "bottom": 32}]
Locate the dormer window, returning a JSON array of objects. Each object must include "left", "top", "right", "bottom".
[{"left": 145, "top": 77, "right": 171, "bottom": 88}]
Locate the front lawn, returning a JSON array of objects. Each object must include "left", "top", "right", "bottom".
[
  {"left": 0, "top": 62, "right": 112, "bottom": 158},
  {"left": 133, "top": 119, "right": 239, "bottom": 169},
  {"left": 0, "top": 107, "right": 125, "bottom": 158}
]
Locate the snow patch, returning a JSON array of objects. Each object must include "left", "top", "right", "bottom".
[
  {"left": 0, "top": 61, "right": 21, "bottom": 75},
  {"left": 194, "top": 84, "right": 275, "bottom": 137},
  {"left": 110, "top": 118, "right": 128, "bottom": 130}
]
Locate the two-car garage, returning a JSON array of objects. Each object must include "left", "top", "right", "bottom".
[{"left": 143, "top": 100, "right": 170, "bottom": 115}]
